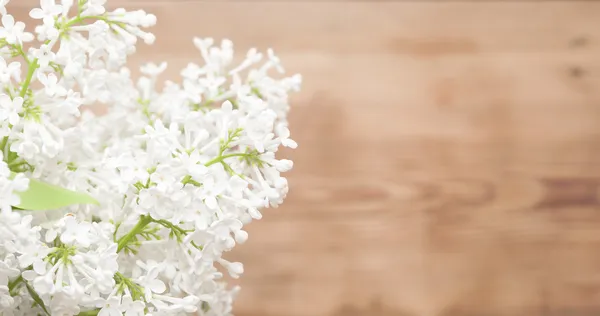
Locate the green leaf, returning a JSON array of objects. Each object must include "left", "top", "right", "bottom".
[
  {"left": 25, "top": 281, "right": 50, "bottom": 316},
  {"left": 11, "top": 173, "right": 99, "bottom": 211}
]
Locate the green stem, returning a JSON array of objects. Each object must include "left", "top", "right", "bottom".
[
  {"left": 154, "top": 219, "right": 192, "bottom": 242},
  {"left": 8, "top": 275, "right": 23, "bottom": 296},
  {"left": 19, "top": 58, "right": 39, "bottom": 98},
  {"left": 0, "top": 136, "right": 7, "bottom": 160},
  {"left": 181, "top": 152, "right": 252, "bottom": 185},
  {"left": 181, "top": 175, "right": 192, "bottom": 185},
  {"left": 205, "top": 153, "right": 250, "bottom": 167},
  {"left": 8, "top": 160, "right": 28, "bottom": 168},
  {"left": 10, "top": 44, "right": 30, "bottom": 64},
  {"left": 116, "top": 215, "right": 152, "bottom": 252},
  {"left": 25, "top": 281, "right": 50, "bottom": 316},
  {"left": 78, "top": 310, "right": 100, "bottom": 316},
  {"left": 114, "top": 271, "right": 145, "bottom": 301},
  {"left": 65, "top": 15, "right": 126, "bottom": 29},
  {"left": 77, "top": 0, "right": 84, "bottom": 20}
]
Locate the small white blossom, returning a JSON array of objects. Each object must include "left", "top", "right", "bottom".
[
  {"left": 29, "top": 0, "right": 63, "bottom": 20},
  {"left": 34, "top": 16, "right": 59, "bottom": 41},
  {"left": 0, "top": 160, "right": 29, "bottom": 212},
  {"left": 0, "top": 95, "right": 24, "bottom": 127},
  {"left": 0, "top": 57, "right": 20, "bottom": 83},
  {"left": 31, "top": 44, "right": 56, "bottom": 69},
  {"left": 84, "top": 0, "right": 107, "bottom": 16},
  {"left": 38, "top": 72, "right": 67, "bottom": 97},
  {"left": 0, "top": 15, "right": 33, "bottom": 45}
]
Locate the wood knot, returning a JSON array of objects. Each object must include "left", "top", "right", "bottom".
[
  {"left": 569, "top": 66, "right": 585, "bottom": 78},
  {"left": 569, "top": 36, "right": 588, "bottom": 48}
]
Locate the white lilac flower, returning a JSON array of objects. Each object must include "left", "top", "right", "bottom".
[
  {"left": 0, "top": 0, "right": 299, "bottom": 314},
  {"left": 29, "top": 0, "right": 63, "bottom": 20},
  {"left": 34, "top": 16, "right": 60, "bottom": 41},
  {"left": 0, "top": 95, "right": 23, "bottom": 127},
  {"left": 0, "top": 255, "right": 20, "bottom": 309},
  {"left": 0, "top": 15, "right": 33, "bottom": 45},
  {"left": 24, "top": 217, "right": 119, "bottom": 314},
  {"left": 0, "top": 57, "right": 21, "bottom": 83},
  {"left": 217, "top": 258, "right": 243, "bottom": 279},
  {"left": 0, "top": 163, "right": 29, "bottom": 213},
  {"left": 32, "top": 44, "right": 56, "bottom": 69},
  {"left": 84, "top": 0, "right": 107, "bottom": 16},
  {"left": 38, "top": 72, "right": 67, "bottom": 97}
]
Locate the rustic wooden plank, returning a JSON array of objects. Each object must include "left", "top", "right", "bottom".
[
  {"left": 133, "top": 2, "right": 600, "bottom": 316},
  {"left": 7, "top": 1, "right": 600, "bottom": 316},
  {"left": 12, "top": 0, "right": 568, "bottom": 5}
]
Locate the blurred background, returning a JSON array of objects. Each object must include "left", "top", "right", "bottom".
[{"left": 12, "top": 0, "right": 600, "bottom": 315}]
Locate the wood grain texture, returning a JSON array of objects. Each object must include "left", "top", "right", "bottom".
[
  {"left": 15, "top": 0, "right": 558, "bottom": 5},
  {"left": 9, "top": 1, "right": 600, "bottom": 315}
]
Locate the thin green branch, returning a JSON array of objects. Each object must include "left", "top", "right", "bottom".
[
  {"left": 25, "top": 282, "right": 49, "bottom": 316},
  {"left": 116, "top": 215, "right": 152, "bottom": 253}
]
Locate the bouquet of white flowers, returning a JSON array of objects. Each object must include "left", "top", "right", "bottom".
[{"left": 0, "top": 0, "right": 300, "bottom": 315}]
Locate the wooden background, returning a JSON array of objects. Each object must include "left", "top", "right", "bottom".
[{"left": 11, "top": 0, "right": 600, "bottom": 315}]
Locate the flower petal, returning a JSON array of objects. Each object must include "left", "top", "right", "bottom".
[
  {"left": 149, "top": 279, "right": 165, "bottom": 294},
  {"left": 29, "top": 8, "right": 44, "bottom": 19},
  {"left": 2, "top": 14, "right": 14, "bottom": 28}
]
